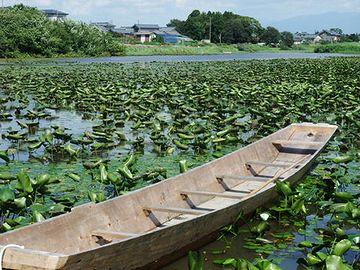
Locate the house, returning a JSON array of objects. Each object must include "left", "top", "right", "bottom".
[
  {"left": 314, "top": 30, "right": 341, "bottom": 43},
  {"left": 90, "top": 22, "right": 116, "bottom": 32},
  {"left": 157, "top": 27, "right": 192, "bottom": 44},
  {"left": 293, "top": 32, "right": 317, "bottom": 44},
  {"left": 130, "top": 24, "right": 159, "bottom": 43},
  {"left": 115, "top": 23, "right": 191, "bottom": 44},
  {"left": 114, "top": 27, "right": 135, "bottom": 36},
  {"left": 132, "top": 24, "right": 160, "bottom": 32},
  {"left": 42, "top": 9, "right": 68, "bottom": 21}
]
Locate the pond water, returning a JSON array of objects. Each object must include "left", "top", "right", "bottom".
[
  {"left": 162, "top": 211, "right": 359, "bottom": 270},
  {"left": 0, "top": 93, "right": 98, "bottom": 162},
  {"left": 55, "top": 52, "right": 354, "bottom": 64}
]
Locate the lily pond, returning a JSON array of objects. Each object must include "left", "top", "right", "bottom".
[{"left": 0, "top": 57, "right": 359, "bottom": 269}]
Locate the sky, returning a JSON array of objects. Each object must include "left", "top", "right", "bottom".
[{"left": 4, "top": 0, "right": 360, "bottom": 31}]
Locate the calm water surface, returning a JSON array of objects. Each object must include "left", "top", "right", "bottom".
[{"left": 55, "top": 52, "right": 354, "bottom": 64}]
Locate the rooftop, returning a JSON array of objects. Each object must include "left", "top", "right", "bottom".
[
  {"left": 133, "top": 24, "right": 160, "bottom": 29},
  {"left": 42, "top": 9, "right": 68, "bottom": 16},
  {"left": 90, "top": 22, "right": 116, "bottom": 28}
]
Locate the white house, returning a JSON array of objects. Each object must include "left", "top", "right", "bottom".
[
  {"left": 314, "top": 30, "right": 341, "bottom": 43},
  {"left": 42, "top": 9, "right": 68, "bottom": 21}
]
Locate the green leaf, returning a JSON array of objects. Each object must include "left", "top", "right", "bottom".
[
  {"left": 32, "top": 210, "right": 45, "bottom": 223},
  {"left": 334, "top": 192, "right": 354, "bottom": 202},
  {"left": 291, "top": 198, "right": 307, "bottom": 214},
  {"left": 306, "top": 253, "right": 322, "bottom": 266},
  {"left": 256, "top": 259, "right": 283, "bottom": 270},
  {"left": 298, "top": 241, "right": 313, "bottom": 248},
  {"left": 99, "top": 164, "right": 108, "bottom": 183},
  {"left": 333, "top": 156, "right": 353, "bottom": 164},
  {"left": 0, "top": 187, "right": 15, "bottom": 203},
  {"left": 332, "top": 239, "right": 352, "bottom": 256},
  {"left": 16, "top": 170, "right": 33, "bottom": 194},
  {"left": 179, "top": 160, "right": 188, "bottom": 173},
  {"left": 14, "top": 197, "right": 27, "bottom": 209},
  {"left": 188, "top": 251, "right": 204, "bottom": 270},
  {"left": 275, "top": 181, "right": 292, "bottom": 196},
  {"left": 325, "top": 255, "right": 352, "bottom": 270},
  {"left": 0, "top": 150, "right": 10, "bottom": 163}
]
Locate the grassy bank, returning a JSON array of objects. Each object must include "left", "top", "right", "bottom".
[
  {"left": 125, "top": 44, "right": 240, "bottom": 56},
  {"left": 314, "top": 42, "right": 360, "bottom": 54},
  {"left": 124, "top": 43, "right": 317, "bottom": 56}
]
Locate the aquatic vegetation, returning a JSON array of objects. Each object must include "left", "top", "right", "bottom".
[{"left": 0, "top": 57, "right": 359, "bottom": 269}]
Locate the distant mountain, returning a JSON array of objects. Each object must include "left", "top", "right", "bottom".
[{"left": 265, "top": 12, "right": 360, "bottom": 34}]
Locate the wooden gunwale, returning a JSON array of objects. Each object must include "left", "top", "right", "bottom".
[{"left": 0, "top": 123, "right": 338, "bottom": 270}]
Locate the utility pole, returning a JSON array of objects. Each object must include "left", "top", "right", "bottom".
[
  {"left": 209, "top": 17, "right": 212, "bottom": 43},
  {"left": 1, "top": 0, "right": 4, "bottom": 8}
]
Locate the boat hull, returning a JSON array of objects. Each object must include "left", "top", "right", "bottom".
[{"left": 0, "top": 123, "right": 338, "bottom": 270}]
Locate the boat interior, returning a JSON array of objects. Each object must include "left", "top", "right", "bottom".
[{"left": 0, "top": 123, "right": 337, "bottom": 256}]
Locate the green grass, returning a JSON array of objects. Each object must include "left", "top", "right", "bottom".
[
  {"left": 125, "top": 44, "right": 240, "bottom": 56},
  {"left": 314, "top": 42, "right": 360, "bottom": 54},
  {"left": 125, "top": 43, "right": 317, "bottom": 56}
]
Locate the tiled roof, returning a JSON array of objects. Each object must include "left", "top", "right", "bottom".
[{"left": 42, "top": 9, "right": 68, "bottom": 16}]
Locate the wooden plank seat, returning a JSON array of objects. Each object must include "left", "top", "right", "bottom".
[
  {"left": 92, "top": 230, "right": 138, "bottom": 240},
  {"left": 216, "top": 174, "right": 269, "bottom": 181},
  {"left": 180, "top": 190, "right": 247, "bottom": 200},
  {"left": 143, "top": 206, "right": 211, "bottom": 217},
  {"left": 216, "top": 175, "right": 274, "bottom": 182},
  {"left": 272, "top": 140, "right": 323, "bottom": 148},
  {"left": 245, "top": 160, "right": 291, "bottom": 168}
]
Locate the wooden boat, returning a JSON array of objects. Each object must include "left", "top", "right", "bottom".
[{"left": 0, "top": 123, "right": 337, "bottom": 270}]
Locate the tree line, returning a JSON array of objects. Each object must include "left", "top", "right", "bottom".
[
  {"left": 168, "top": 10, "right": 294, "bottom": 47},
  {"left": 0, "top": 5, "right": 125, "bottom": 58}
]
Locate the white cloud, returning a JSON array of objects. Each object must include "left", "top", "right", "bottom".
[{"left": 8, "top": 0, "right": 360, "bottom": 27}]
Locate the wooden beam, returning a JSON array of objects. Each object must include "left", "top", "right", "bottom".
[
  {"left": 272, "top": 140, "right": 323, "bottom": 148},
  {"left": 247, "top": 154, "right": 311, "bottom": 196},
  {"left": 143, "top": 206, "right": 210, "bottom": 217},
  {"left": 216, "top": 175, "right": 274, "bottom": 182},
  {"left": 246, "top": 160, "right": 290, "bottom": 168},
  {"left": 180, "top": 190, "right": 246, "bottom": 200},
  {"left": 92, "top": 230, "right": 138, "bottom": 239}
]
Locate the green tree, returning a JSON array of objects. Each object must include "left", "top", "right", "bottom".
[
  {"left": 261, "top": 26, "right": 281, "bottom": 45},
  {"left": 280, "top": 31, "right": 294, "bottom": 48},
  {"left": 169, "top": 10, "right": 264, "bottom": 44},
  {"left": 167, "top": 19, "right": 185, "bottom": 32},
  {"left": 0, "top": 4, "right": 124, "bottom": 58}
]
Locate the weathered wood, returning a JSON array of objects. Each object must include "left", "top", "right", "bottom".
[
  {"left": 247, "top": 154, "right": 311, "bottom": 196},
  {"left": 216, "top": 175, "right": 271, "bottom": 182},
  {"left": 272, "top": 139, "right": 323, "bottom": 148},
  {"left": 91, "top": 230, "right": 138, "bottom": 239},
  {"left": 143, "top": 206, "right": 211, "bottom": 217},
  {"left": 180, "top": 190, "right": 246, "bottom": 199},
  {"left": 0, "top": 123, "right": 337, "bottom": 270},
  {"left": 246, "top": 160, "right": 291, "bottom": 168}
]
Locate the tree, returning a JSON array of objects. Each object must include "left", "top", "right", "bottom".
[
  {"left": 168, "top": 10, "right": 264, "bottom": 44},
  {"left": 329, "top": 28, "right": 343, "bottom": 35},
  {"left": 0, "top": 5, "right": 124, "bottom": 58},
  {"left": 280, "top": 31, "right": 294, "bottom": 48},
  {"left": 261, "top": 26, "right": 281, "bottom": 45},
  {"left": 167, "top": 19, "right": 185, "bottom": 32}
]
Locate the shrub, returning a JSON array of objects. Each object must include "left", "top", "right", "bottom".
[{"left": 0, "top": 4, "right": 125, "bottom": 58}]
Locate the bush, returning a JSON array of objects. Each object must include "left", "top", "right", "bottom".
[{"left": 0, "top": 4, "right": 125, "bottom": 58}]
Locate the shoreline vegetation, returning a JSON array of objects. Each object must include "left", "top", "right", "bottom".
[
  {"left": 0, "top": 42, "right": 359, "bottom": 63},
  {"left": 0, "top": 42, "right": 359, "bottom": 62}
]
